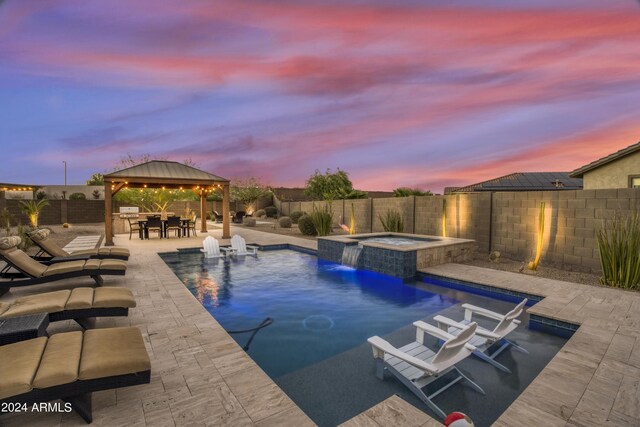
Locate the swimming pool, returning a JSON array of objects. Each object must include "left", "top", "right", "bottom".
[
  {"left": 160, "top": 249, "right": 459, "bottom": 377},
  {"left": 160, "top": 248, "right": 569, "bottom": 426}
]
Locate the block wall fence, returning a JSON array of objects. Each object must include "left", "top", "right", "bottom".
[
  {"left": 275, "top": 188, "right": 640, "bottom": 273},
  {"left": 0, "top": 195, "right": 274, "bottom": 226}
]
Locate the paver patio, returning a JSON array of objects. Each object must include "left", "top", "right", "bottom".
[{"left": 1, "top": 224, "right": 639, "bottom": 426}]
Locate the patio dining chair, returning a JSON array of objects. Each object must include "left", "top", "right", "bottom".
[
  {"left": 127, "top": 218, "right": 142, "bottom": 241},
  {"left": 145, "top": 216, "right": 163, "bottom": 239},
  {"left": 165, "top": 216, "right": 182, "bottom": 238}
]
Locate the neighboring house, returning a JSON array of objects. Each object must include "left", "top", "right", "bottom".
[
  {"left": 445, "top": 172, "right": 583, "bottom": 194},
  {"left": 570, "top": 141, "right": 640, "bottom": 189}
]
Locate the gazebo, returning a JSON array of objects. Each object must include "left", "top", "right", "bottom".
[{"left": 103, "top": 161, "right": 230, "bottom": 245}]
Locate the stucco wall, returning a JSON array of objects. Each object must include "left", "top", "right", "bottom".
[{"left": 582, "top": 151, "right": 640, "bottom": 189}]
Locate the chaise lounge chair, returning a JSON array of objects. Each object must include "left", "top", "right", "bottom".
[
  {"left": 433, "top": 299, "right": 529, "bottom": 374},
  {"left": 222, "top": 235, "right": 258, "bottom": 257},
  {"left": 212, "top": 210, "right": 224, "bottom": 223},
  {"left": 0, "top": 326, "right": 151, "bottom": 423},
  {"left": 0, "top": 237, "right": 127, "bottom": 296},
  {"left": 29, "top": 229, "right": 130, "bottom": 261},
  {"left": 0, "top": 287, "right": 136, "bottom": 329},
  {"left": 368, "top": 321, "right": 484, "bottom": 419}
]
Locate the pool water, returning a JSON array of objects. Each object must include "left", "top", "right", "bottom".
[
  {"left": 356, "top": 236, "right": 437, "bottom": 246},
  {"left": 160, "top": 249, "right": 458, "bottom": 377}
]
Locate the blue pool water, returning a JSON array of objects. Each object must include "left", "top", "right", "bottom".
[{"left": 160, "top": 249, "right": 458, "bottom": 377}]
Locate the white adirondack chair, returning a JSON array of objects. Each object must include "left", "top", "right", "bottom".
[
  {"left": 222, "top": 235, "right": 258, "bottom": 257},
  {"left": 433, "top": 299, "right": 529, "bottom": 373},
  {"left": 200, "top": 236, "right": 223, "bottom": 258},
  {"left": 368, "top": 321, "right": 484, "bottom": 419}
]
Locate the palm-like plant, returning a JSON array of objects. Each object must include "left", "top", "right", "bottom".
[{"left": 20, "top": 199, "right": 49, "bottom": 228}]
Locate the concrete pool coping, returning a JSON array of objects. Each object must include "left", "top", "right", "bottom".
[
  {"left": 318, "top": 232, "right": 475, "bottom": 252},
  {"left": 2, "top": 224, "right": 638, "bottom": 426}
]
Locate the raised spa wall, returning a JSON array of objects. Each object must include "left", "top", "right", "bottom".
[{"left": 317, "top": 232, "right": 476, "bottom": 279}]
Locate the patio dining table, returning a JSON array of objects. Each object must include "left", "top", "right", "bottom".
[{"left": 137, "top": 218, "right": 192, "bottom": 239}]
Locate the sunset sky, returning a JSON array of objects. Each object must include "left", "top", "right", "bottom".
[{"left": 1, "top": 0, "right": 639, "bottom": 192}]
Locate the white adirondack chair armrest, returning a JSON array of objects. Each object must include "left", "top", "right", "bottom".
[
  {"left": 220, "top": 247, "right": 235, "bottom": 253},
  {"left": 433, "top": 315, "right": 501, "bottom": 340},
  {"left": 246, "top": 244, "right": 259, "bottom": 250},
  {"left": 461, "top": 303, "right": 505, "bottom": 321},
  {"left": 367, "top": 336, "right": 439, "bottom": 374},
  {"left": 413, "top": 321, "right": 456, "bottom": 341}
]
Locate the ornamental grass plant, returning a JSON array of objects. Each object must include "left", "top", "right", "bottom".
[{"left": 596, "top": 213, "right": 640, "bottom": 290}]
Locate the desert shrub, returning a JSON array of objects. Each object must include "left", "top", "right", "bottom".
[
  {"left": 69, "top": 192, "right": 86, "bottom": 200},
  {"left": 91, "top": 189, "right": 101, "bottom": 199},
  {"left": 35, "top": 190, "right": 47, "bottom": 200},
  {"left": 379, "top": 209, "right": 404, "bottom": 232},
  {"left": 243, "top": 217, "right": 256, "bottom": 227},
  {"left": 255, "top": 209, "right": 266, "bottom": 218},
  {"left": 264, "top": 206, "right": 278, "bottom": 218},
  {"left": 298, "top": 215, "right": 316, "bottom": 236},
  {"left": 278, "top": 216, "right": 292, "bottom": 228},
  {"left": 597, "top": 213, "right": 640, "bottom": 289},
  {"left": 310, "top": 205, "right": 333, "bottom": 236},
  {"left": 290, "top": 211, "right": 305, "bottom": 224}
]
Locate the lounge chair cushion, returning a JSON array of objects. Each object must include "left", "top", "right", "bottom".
[
  {"left": 0, "top": 287, "right": 136, "bottom": 318},
  {"left": 0, "top": 236, "right": 21, "bottom": 250},
  {"left": 65, "top": 288, "right": 95, "bottom": 310},
  {"left": 0, "top": 290, "right": 71, "bottom": 318},
  {"left": 42, "top": 260, "right": 87, "bottom": 276},
  {"left": 100, "top": 247, "right": 130, "bottom": 257},
  {"left": 79, "top": 327, "right": 150, "bottom": 380},
  {"left": 1, "top": 247, "right": 47, "bottom": 277},
  {"left": 28, "top": 228, "right": 50, "bottom": 241},
  {"left": 93, "top": 287, "right": 136, "bottom": 308},
  {"left": 69, "top": 247, "right": 130, "bottom": 258},
  {"left": 32, "top": 332, "right": 82, "bottom": 389},
  {"left": 0, "top": 337, "right": 48, "bottom": 399},
  {"left": 83, "top": 259, "right": 127, "bottom": 271}
]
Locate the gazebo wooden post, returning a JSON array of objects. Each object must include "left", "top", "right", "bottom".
[
  {"left": 104, "top": 183, "right": 113, "bottom": 246},
  {"left": 200, "top": 189, "right": 207, "bottom": 233},
  {"left": 222, "top": 184, "right": 230, "bottom": 238}
]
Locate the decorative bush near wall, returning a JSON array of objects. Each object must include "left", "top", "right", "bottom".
[
  {"left": 278, "top": 216, "right": 292, "bottom": 228},
  {"left": 290, "top": 211, "right": 305, "bottom": 224},
  {"left": 243, "top": 217, "right": 256, "bottom": 227},
  {"left": 596, "top": 213, "right": 640, "bottom": 289},
  {"left": 264, "top": 206, "right": 278, "bottom": 218},
  {"left": 379, "top": 209, "right": 404, "bottom": 232},
  {"left": 298, "top": 214, "right": 317, "bottom": 236},
  {"left": 254, "top": 209, "right": 266, "bottom": 218},
  {"left": 69, "top": 192, "right": 87, "bottom": 200}
]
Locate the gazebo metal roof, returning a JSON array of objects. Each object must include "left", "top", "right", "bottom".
[{"left": 104, "top": 161, "right": 229, "bottom": 187}]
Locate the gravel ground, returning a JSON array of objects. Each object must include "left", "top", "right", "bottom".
[
  {"left": 233, "top": 217, "right": 349, "bottom": 241},
  {"left": 463, "top": 253, "right": 602, "bottom": 287},
  {"left": 4, "top": 223, "right": 106, "bottom": 254}
]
